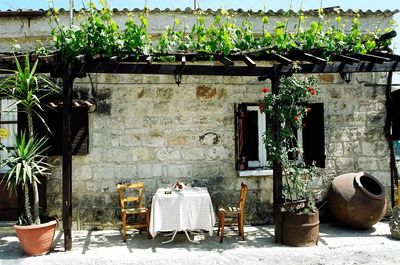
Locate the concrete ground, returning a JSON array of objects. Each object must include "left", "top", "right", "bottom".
[{"left": 0, "top": 221, "right": 399, "bottom": 265}]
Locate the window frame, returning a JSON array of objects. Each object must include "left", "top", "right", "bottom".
[
  {"left": 0, "top": 98, "right": 18, "bottom": 173},
  {"left": 235, "top": 102, "right": 325, "bottom": 173}
]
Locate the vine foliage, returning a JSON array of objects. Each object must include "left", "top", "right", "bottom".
[{"left": 49, "top": 1, "right": 396, "bottom": 61}]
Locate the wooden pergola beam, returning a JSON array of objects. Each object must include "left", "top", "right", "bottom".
[
  {"left": 216, "top": 55, "right": 234, "bottom": 67},
  {"left": 332, "top": 55, "right": 360, "bottom": 64},
  {"left": 351, "top": 53, "right": 391, "bottom": 64},
  {"left": 371, "top": 51, "right": 400, "bottom": 61},
  {"left": 271, "top": 52, "right": 292, "bottom": 65},
  {"left": 242, "top": 55, "right": 256, "bottom": 68},
  {"left": 31, "top": 61, "right": 398, "bottom": 79}
]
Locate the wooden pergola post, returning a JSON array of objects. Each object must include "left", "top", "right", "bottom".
[
  {"left": 384, "top": 71, "right": 399, "bottom": 207},
  {"left": 62, "top": 63, "right": 73, "bottom": 251},
  {"left": 271, "top": 65, "right": 284, "bottom": 244}
]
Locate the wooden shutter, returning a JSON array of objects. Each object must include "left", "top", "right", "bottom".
[
  {"left": 392, "top": 89, "right": 400, "bottom": 140},
  {"left": 47, "top": 106, "right": 89, "bottom": 156},
  {"left": 235, "top": 103, "right": 248, "bottom": 170},
  {"left": 302, "top": 103, "right": 325, "bottom": 168}
]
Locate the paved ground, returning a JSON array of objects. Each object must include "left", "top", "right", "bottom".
[{"left": 0, "top": 221, "right": 399, "bottom": 265}]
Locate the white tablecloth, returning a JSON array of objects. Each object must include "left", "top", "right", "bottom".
[{"left": 149, "top": 187, "right": 215, "bottom": 237}]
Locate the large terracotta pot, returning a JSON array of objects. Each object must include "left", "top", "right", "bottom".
[
  {"left": 14, "top": 220, "right": 57, "bottom": 256},
  {"left": 282, "top": 210, "right": 319, "bottom": 247},
  {"left": 328, "top": 172, "right": 386, "bottom": 229}
]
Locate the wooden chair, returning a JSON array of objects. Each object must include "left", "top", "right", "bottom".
[
  {"left": 217, "top": 182, "right": 248, "bottom": 243},
  {"left": 116, "top": 182, "right": 151, "bottom": 242}
]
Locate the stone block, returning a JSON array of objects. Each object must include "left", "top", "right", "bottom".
[
  {"left": 318, "top": 74, "right": 335, "bottom": 83},
  {"left": 138, "top": 163, "right": 162, "bottom": 177},
  {"left": 134, "top": 147, "right": 156, "bottom": 161},
  {"left": 205, "top": 146, "right": 230, "bottom": 160},
  {"left": 181, "top": 147, "right": 205, "bottom": 161},
  {"left": 196, "top": 85, "right": 217, "bottom": 99},
  {"left": 167, "top": 164, "right": 191, "bottom": 178},
  {"left": 156, "top": 87, "right": 173, "bottom": 100},
  {"left": 114, "top": 164, "right": 138, "bottom": 179},
  {"left": 156, "top": 147, "right": 181, "bottom": 161},
  {"left": 343, "top": 141, "right": 362, "bottom": 156},
  {"left": 118, "top": 133, "right": 141, "bottom": 147},
  {"left": 166, "top": 135, "right": 189, "bottom": 146},
  {"left": 357, "top": 157, "right": 379, "bottom": 171},
  {"left": 326, "top": 86, "right": 342, "bottom": 99},
  {"left": 361, "top": 141, "right": 388, "bottom": 156},
  {"left": 92, "top": 132, "right": 112, "bottom": 147},
  {"left": 141, "top": 136, "right": 165, "bottom": 147},
  {"left": 327, "top": 143, "right": 344, "bottom": 157},
  {"left": 93, "top": 165, "right": 114, "bottom": 180},
  {"left": 364, "top": 127, "right": 384, "bottom": 141},
  {"left": 345, "top": 112, "right": 366, "bottom": 126},
  {"left": 333, "top": 157, "right": 356, "bottom": 172}
]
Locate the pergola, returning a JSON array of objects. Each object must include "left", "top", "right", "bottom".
[{"left": 1, "top": 30, "right": 400, "bottom": 250}]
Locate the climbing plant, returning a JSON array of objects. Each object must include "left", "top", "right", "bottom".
[{"left": 49, "top": 0, "right": 396, "bottom": 61}]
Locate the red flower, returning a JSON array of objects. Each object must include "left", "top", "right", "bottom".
[
  {"left": 310, "top": 89, "right": 316, "bottom": 96},
  {"left": 306, "top": 107, "right": 312, "bottom": 112},
  {"left": 308, "top": 86, "right": 313, "bottom": 92},
  {"left": 302, "top": 123, "right": 307, "bottom": 128},
  {"left": 259, "top": 104, "right": 265, "bottom": 112},
  {"left": 262, "top": 87, "right": 270, "bottom": 93},
  {"left": 294, "top": 115, "right": 299, "bottom": 122}
]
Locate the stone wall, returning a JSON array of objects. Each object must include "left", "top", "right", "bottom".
[
  {"left": 43, "top": 71, "right": 391, "bottom": 229},
  {"left": 0, "top": 9, "right": 394, "bottom": 229}
]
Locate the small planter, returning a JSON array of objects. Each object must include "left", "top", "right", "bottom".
[
  {"left": 282, "top": 210, "right": 319, "bottom": 247},
  {"left": 14, "top": 220, "right": 57, "bottom": 256}
]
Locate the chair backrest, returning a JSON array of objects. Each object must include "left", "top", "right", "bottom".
[
  {"left": 116, "top": 182, "right": 144, "bottom": 210},
  {"left": 238, "top": 182, "right": 248, "bottom": 212}
]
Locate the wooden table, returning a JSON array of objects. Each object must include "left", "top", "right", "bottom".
[{"left": 149, "top": 187, "right": 215, "bottom": 243}]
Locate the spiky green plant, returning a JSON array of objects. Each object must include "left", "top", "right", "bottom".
[
  {"left": 0, "top": 133, "right": 51, "bottom": 224},
  {"left": 0, "top": 54, "right": 58, "bottom": 225}
]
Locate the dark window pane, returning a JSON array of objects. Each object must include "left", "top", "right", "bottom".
[
  {"left": 392, "top": 90, "right": 400, "bottom": 140},
  {"left": 303, "top": 103, "right": 325, "bottom": 167},
  {"left": 246, "top": 110, "right": 259, "bottom": 162}
]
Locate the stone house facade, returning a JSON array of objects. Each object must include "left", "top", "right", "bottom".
[{"left": 0, "top": 8, "right": 395, "bottom": 229}]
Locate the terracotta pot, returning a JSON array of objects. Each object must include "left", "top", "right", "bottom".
[
  {"left": 14, "top": 220, "right": 57, "bottom": 256},
  {"left": 328, "top": 172, "right": 386, "bottom": 229},
  {"left": 282, "top": 210, "right": 319, "bottom": 247}
]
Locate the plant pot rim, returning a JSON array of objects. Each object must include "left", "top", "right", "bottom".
[{"left": 14, "top": 219, "right": 57, "bottom": 229}]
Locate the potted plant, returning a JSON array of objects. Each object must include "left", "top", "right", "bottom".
[
  {"left": 259, "top": 75, "right": 320, "bottom": 246},
  {"left": 0, "top": 54, "right": 59, "bottom": 255}
]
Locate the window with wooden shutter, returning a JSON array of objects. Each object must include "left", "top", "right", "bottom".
[
  {"left": 392, "top": 89, "right": 400, "bottom": 140},
  {"left": 302, "top": 103, "right": 325, "bottom": 168},
  {"left": 47, "top": 106, "right": 89, "bottom": 156},
  {"left": 235, "top": 103, "right": 268, "bottom": 171},
  {"left": 235, "top": 102, "right": 325, "bottom": 171},
  {"left": 235, "top": 103, "right": 247, "bottom": 170}
]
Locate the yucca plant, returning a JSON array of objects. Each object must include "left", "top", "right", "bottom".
[
  {"left": 0, "top": 54, "right": 58, "bottom": 225},
  {"left": 0, "top": 133, "right": 51, "bottom": 225}
]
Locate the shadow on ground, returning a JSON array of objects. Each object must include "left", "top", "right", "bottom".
[{"left": 0, "top": 221, "right": 397, "bottom": 261}]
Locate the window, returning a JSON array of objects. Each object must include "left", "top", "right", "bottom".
[
  {"left": 0, "top": 98, "right": 18, "bottom": 173},
  {"left": 392, "top": 89, "right": 400, "bottom": 140},
  {"left": 235, "top": 102, "right": 325, "bottom": 171},
  {"left": 46, "top": 106, "right": 89, "bottom": 156}
]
